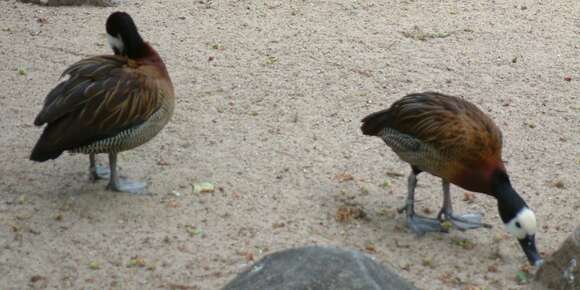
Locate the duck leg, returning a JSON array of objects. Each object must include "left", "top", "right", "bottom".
[
  {"left": 437, "top": 180, "right": 491, "bottom": 230},
  {"left": 106, "top": 152, "right": 146, "bottom": 194},
  {"left": 398, "top": 167, "right": 443, "bottom": 235},
  {"left": 89, "top": 153, "right": 110, "bottom": 181}
]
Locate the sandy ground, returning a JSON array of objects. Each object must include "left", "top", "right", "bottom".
[{"left": 0, "top": 0, "right": 579, "bottom": 289}]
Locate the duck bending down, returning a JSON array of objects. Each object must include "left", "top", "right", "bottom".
[
  {"left": 361, "top": 92, "right": 542, "bottom": 266},
  {"left": 30, "top": 12, "right": 174, "bottom": 194}
]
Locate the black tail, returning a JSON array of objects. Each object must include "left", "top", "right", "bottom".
[
  {"left": 361, "top": 108, "right": 393, "bottom": 136},
  {"left": 30, "top": 146, "right": 63, "bottom": 162},
  {"left": 30, "top": 131, "right": 63, "bottom": 162}
]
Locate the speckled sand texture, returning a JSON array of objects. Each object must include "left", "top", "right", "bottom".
[{"left": 0, "top": 1, "right": 579, "bottom": 289}]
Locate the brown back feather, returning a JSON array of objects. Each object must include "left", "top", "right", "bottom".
[
  {"left": 365, "top": 92, "right": 503, "bottom": 167},
  {"left": 31, "top": 55, "right": 173, "bottom": 161}
]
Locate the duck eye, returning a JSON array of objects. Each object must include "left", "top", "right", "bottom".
[{"left": 515, "top": 222, "right": 521, "bottom": 228}]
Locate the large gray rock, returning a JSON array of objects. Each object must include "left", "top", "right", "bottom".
[
  {"left": 222, "top": 246, "right": 419, "bottom": 290},
  {"left": 533, "top": 226, "right": 579, "bottom": 290}
]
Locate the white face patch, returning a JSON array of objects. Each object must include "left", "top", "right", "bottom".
[
  {"left": 106, "top": 33, "right": 124, "bottom": 54},
  {"left": 506, "top": 208, "right": 537, "bottom": 239}
]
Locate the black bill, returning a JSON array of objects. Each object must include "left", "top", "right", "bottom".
[{"left": 518, "top": 234, "right": 543, "bottom": 267}]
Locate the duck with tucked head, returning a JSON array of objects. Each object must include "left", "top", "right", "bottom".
[
  {"left": 361, "top": 92, "right": 542, "bottom": 266},
  {"left": 30, "top": 12, "right": 174, "bottom": 194}
]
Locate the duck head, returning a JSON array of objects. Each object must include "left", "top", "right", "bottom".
[
  {"left": 105, "top": 12, "right": 147, "bottom": 59},
  {"left": 492, "top": 170, "right": 543, "bottom": 267}
]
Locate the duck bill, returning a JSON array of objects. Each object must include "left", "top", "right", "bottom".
[{"left": 518, "top": 234, "right": 543, "bottom": 267}]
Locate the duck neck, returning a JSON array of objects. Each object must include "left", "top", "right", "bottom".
[
  {"left": 123, "top": 30, "right": 148, "bottom": 59},
  {"left": 491, "top": 170, "right": 527, "bottom": 223}
]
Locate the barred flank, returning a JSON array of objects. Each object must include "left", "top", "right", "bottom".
[{"left": 71, "top": 106, "right": 169, "bottom": 154}]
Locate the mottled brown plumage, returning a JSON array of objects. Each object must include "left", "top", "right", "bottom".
[
  {"left": 30, "top": 12, "right": 174, "bottom": 194},
  {"left": 31, "top": 55, "right": 174, "bottom": 160},
  {"left": 361, "top": 92, "right": 503, "bottom": 194}
]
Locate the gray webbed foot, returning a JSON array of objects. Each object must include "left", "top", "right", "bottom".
[
  {"left": 438, "top": 180, "right": 492, "bottom": 231},
  {"left": 399, "top": 203, "right": 444, "bottom": 235},
  {"left": 397, "top": 169, "right": 445, "bottom": 235},
  {"left": 107, "top": 179, "right": 146, "bottom": 194},
  {"left": 407, "top": 214, "right": 444, "bottom": 236},
  {"left": 438, "top": 210, "right": 491, "bottom": 231},
  {"left": 90, "top": 165, "right": 110, "bottom": 181},
  {"left": 105, "top": 152, "right": 147, "bottom": 194}
]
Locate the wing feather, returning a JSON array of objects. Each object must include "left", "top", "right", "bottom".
[
  {"left": 389, "top": 92, "right": 503, "bottom": 163},
  {"left": 363, "top": 92, "right": 503, "bottom": 166},
  {"left": 31, "top": 55, "right": 166, "bottom": 159}
]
